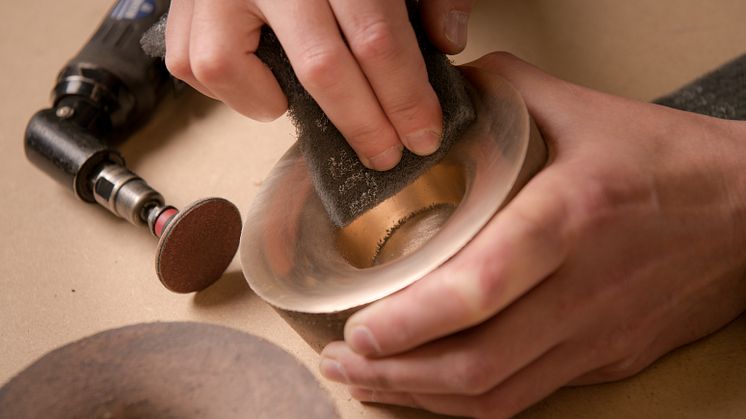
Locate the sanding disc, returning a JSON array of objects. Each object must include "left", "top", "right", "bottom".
[
  {"left": 156, "top": 198, "right": 242, "bottom": 293},
  {"left": 0, "top": 322, "right": 339, "bottom": 419}
]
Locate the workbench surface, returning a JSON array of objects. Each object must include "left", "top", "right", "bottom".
[{"left": 2, "top": 1, "right": 745, "bottom": 418}]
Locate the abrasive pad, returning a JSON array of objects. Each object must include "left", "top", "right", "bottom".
[
  {"left": 141, "top": 1, "right": 476, "bottom": 227},
  {"left": 156, "top": 198, "right": 242, "bottom": 293},
  {"left": 0, "top": 322, "right": 339, "bottom": 419}
]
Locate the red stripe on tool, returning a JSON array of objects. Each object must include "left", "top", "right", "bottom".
[{"left": 155, "top": 208, "right": 179, "bottom": 237}]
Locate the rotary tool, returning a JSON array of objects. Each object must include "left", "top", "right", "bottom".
[{"left": 24, "top": 0, "right": 242, "bottom": 293}]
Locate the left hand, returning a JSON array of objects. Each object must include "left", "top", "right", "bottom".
[{"left": 318, "top": 52, "right": 746, "bottom": 418}]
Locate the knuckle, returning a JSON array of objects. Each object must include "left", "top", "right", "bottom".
[
  {"left": 572, "top": 179, "right": 615, "bottom": 225},
  {"left": 570, "top": 173, "right": 643, "bottom": 231},
  {"left": 452, "top": 356, "right": 495, "bottom": 395},
  {"left": 164, "top": 52, "right": 191, "bottom": 80},
  {"left": 475, "top": 261, "right": 508, "bottom": 314},
  {"left": 447, "top": 252, "right": 511, "bottom": 321},
  {"left": 594, "top": 355, "right": 649, "bottom": 382},
  {"left": 190, "top": 48, "right": 232, "bottom": 85},
  {"left": 350, "top": 18, "right": 399, "bottom": 62},
  {"left": 295, "top": 45, "right": 345, "bottom": 91},
  {"left": 344, "top": 123, "right": 397, "bottom": 155},
  {"left": 365, "top": 368, "right": 395, "bottom": 390},
  {"left": 510, "top": 205, "right": 558, "bottom": 250},
  {"left": 385, "top": 92, "right": 433, "bottom": 126},
  {"left": 437, "top": 266, "right": 495, "bottom": 322},
  {"left": 584, "top": 320, "right": 650, "bottom": 365}
]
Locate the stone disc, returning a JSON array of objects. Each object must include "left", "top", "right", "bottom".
[{"left": 0, "top": 322, "right": 338, "bottom": 419}]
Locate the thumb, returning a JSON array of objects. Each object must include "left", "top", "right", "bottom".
[{"left": 461, "top": 52, "right": 593, "bottom": 137}]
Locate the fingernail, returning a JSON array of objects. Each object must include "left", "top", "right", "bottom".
[
  {"left": 347, "top": 325, "right": 381, "bottom": 356},
  {"left": 444, "top": 10, "right": 469, "bottom": 50},
  {"left": 404, "top": 129, "right": 441, "bottom": 156},
  {"left": 364, "top": 144, "right": 403, "bottom": 171},
  {"left": 320, "top": 358, "right": 349, "bottom": 384}
]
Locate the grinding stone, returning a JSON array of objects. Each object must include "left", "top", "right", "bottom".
[{"left": 0, "top": 322, "right": 339, "bottom": 419}]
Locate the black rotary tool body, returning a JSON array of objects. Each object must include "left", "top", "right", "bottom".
[
  {"left": 25, "top": 0, "right": 173, "bottom": 231},
  {"left": 24, "top": 0, "right": 244, "bottom": 294}
]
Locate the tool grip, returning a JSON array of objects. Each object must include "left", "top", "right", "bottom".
[
  {"left": 54, "top": 0, "right": 171, "bottom": 132},
  {"left": 25, "top": 109, "right": 125, "bottom": 202},
  {"left": 27, "top": 0, "right": 171, "bottom": 201}
]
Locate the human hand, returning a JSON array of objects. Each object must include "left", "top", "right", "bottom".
[
  {"left": 164, "top": 0, "right": 475, "bottom": 171},
  {"left": 319, "top": 52, "right": 746, "bottom": 418}
]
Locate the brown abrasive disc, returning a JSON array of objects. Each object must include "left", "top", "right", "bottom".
[
  {"left": 0, "top": 322, "right": 339, "bottom": 419},
  {"left": 156, "top": 198, "right": 242, "bottom": 293}
]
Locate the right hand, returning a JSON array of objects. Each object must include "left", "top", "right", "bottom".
[
  {"left": 164, "top": 0, "right": 475, "bottom": 170},
  {"left": 319, "top": 52, "right": 746, "bottom": 417}
]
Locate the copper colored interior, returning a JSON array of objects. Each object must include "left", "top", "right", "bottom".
[{"left": 336, "top": 158, "right": 466, "bottom": 268}]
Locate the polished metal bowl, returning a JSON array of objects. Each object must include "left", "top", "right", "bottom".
[{"left": 240, "top": 67, "right": 547, "bottom": 350}]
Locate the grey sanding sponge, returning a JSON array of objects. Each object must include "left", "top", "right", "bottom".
[
  {"left": 655, "top": 54, "right": 746, "bottom": 120},
  {"left": 142, "top": 3, "right": 475, "bottom": 227}
]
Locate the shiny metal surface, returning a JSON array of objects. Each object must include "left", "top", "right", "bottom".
[
  {"left": 92, "top": 163, "right": 164, "bottom": 226},
  {"left": 240, "top": 67, "right": 547, "bottom": 319},
  {"left": 337, "top": 161, "right": 466, "bottom": 268}
]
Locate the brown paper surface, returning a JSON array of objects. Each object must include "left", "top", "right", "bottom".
[{"left": 1, "top": 1, "right": 745, "bottom": 418}]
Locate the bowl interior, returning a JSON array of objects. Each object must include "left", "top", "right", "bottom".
[
  {"left": 336, "top": 157, "right": 467, "bottom": 268},
  {"left": 240, "top": 69, "right": 543, "bottom": 314}
]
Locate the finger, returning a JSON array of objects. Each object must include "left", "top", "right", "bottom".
[
  {"left": 330, "top": 0, "right": 443, "bottom": 156},
  {"left": 322, "top": 286, "right": 566, "bottom": 395},
  {"left": 419, "top": 0, "right": 475, "bottom": 54},
  {"left": 344, "top": 167, "right": 576, "bottom": 357},
  {"left": 164, "top": 0, "right": 216, "bottom": 98},
  {"left": 188, "top": 0, "right": 287, "bottom": 121},
  {"left": 350, "top": 344, "right": 588, "bottom": 418},
  {"left": 324, "top": 264, "right": 580, "bottom": 394},
  {"left": 259, "top": 0, "right": 403, "bottom": 171}
]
